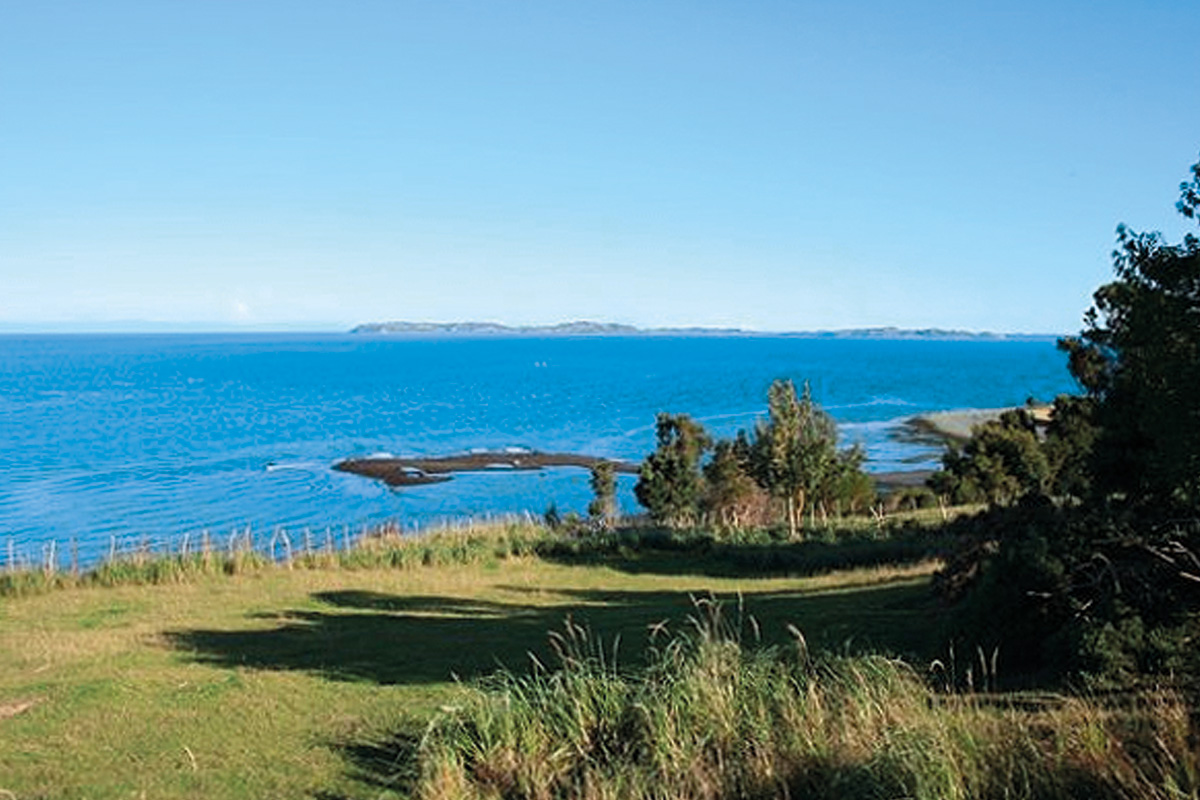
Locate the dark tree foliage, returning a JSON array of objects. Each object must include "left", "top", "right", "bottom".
[
  {"left": 943, "top": 500, "right": 1200, "bottom": 686},
  {"left": 634, "top": 413, "right": 711, "bottom": 527},
  {"left": 1059, "top": 178, "right": 1200, "bottom": 508},
  {"left": 940, "top": 155, "right": 1200, "bottom": 689},
  {"left": 1040, "top": 394, "right": 1098, "bottom": 499}
]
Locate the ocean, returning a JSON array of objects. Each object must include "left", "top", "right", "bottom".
[{"left": 0, "top": 333, "right": 1077, "bottom": 566}]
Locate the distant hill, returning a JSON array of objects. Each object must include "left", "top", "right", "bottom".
[
  {"left": 350, "top": 321, "right": 1060, "bottom": 341},
  {"left": 351, "top": 321, "right": 641, "bottom": 336},
  {"left": 807, "top": 326, "right": 1059, "bottom": 341}
]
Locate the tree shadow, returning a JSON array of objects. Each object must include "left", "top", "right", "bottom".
[
  {"left": 294, "top": 581, "right": 943, "bottom": 799},
  {"left": 165, "top": 578, "right": 943, "bottom": 798},
  {"left": 536, "top": 535, "right": 948, "bottom": 581},
  {"left": 313, "top": 728, "right": 421, "bottom": 800},
  {"left": 166, "top": 580, "right": 940, "bottom": 687}
]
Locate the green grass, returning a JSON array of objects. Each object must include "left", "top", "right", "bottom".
[
  {"left": 3, "top": 517, "right": 1190, "bottom": 799},
  {"left": 0, "top": 529, "right": 942, "bottom": 799},
  {"left": 0, "top": 512, "right": 955, "bottom": 599}
]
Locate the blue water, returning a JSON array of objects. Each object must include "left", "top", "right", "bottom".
[{"left": 0, "top": 334, "right": 1076, "bottom": 566}]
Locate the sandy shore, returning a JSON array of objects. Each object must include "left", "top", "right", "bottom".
[{"left": 904, "top": 405, "right": 1052, "bottom": 442}]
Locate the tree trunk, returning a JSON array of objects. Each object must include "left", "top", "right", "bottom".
[{"left": 789, "top": 489, "right": 805, "bottom": 540}]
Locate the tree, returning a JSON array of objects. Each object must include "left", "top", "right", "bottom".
[
  {"left": 940, "top": 155, "right": 1200, "bottom": 687},
  {"left": 751, "top": 380, "right": 841, "bottom": 538},
  {"left": 587, "top": 461, "right": 617, "bottom": 528},
  {"left": 1041, "top": 394, "right": 1098, "bottom": 499},
  {"left": 928, "top": 409, "right": 1050, "bottom": 505},
  {"left": 830, "top": 444, "right": 875, "bottom": 514},
  {"left": 1060, "top": 154, "right": 1200, "bottom": 509},
  {"left": 702, "top": 435, "right": 760, "bottom": 529},
  {"left": 634, "top": 414, "right": 711, "bottom": 527}
]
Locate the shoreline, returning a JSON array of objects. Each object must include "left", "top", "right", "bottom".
[
  {"left": 333, "top": 451, "right": 641, "bottom": 487},
  {"left": 334, "top": 451, "right": 933, "bottom": 494},
  {"left": 904, "top": 405, "right": 1053, "bottom": 442}
]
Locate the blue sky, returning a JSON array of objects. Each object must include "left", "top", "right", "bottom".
[{"left": 2, "top": 1, "right": 1197, "bottom": 333}]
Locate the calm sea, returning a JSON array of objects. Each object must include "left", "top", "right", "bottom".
[{"left": 0, "top": 333, "right": 1076, "bottom": 566}]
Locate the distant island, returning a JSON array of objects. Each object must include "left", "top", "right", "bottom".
[
  {"left": 352, "top": 321, "right": 643, "bottom": 336},
  {"left": 350, "top": 321, "right": 1059, "bottom": 341}
]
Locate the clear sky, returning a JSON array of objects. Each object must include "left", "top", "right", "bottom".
[{"left": 2, "top": 1, "right": 1198, "bottom": 333}]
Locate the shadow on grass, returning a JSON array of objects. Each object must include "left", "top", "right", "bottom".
[
  {"left": 166, "top": 580, "right": 941, "bottom": 687},
  {"left": 313, "top": 728, "right": 422, "bottom": 800},
  {"left": 534, "top": 531, "right": 950, "bottom": 580},
  {"left": 164, "top": 574, "right": 944, "bottom": 800}
]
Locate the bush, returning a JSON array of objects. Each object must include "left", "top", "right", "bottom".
[
  {"left": 928, "top": 409, "right": 1049, "bottom": 506},
  {"left": 937, "top": 499, "right": 1200, "bottom": 689}
]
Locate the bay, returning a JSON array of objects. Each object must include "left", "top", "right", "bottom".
[{"left": 0, "top": 333, "right": 1076, "bottom": 566}]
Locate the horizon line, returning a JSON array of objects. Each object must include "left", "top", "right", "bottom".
[{"left": 0, "top": 319, "right": 1069, "bottom": 338}]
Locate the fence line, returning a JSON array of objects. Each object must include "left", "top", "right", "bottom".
[{"left": 0, "top": 513, "right": 542, "bottom": 574}]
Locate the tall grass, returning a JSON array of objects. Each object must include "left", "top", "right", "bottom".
[
  {"left": 0, "top": 519, "right": 550, "bottom": 598},
  {"left": 415, "top": 600, "right": 1199, "bottom": 800},
  {"left": 0, "top": 511, "right": 952, "bottom": 598}
]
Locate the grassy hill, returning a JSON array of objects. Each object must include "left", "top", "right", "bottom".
[
  {"left": 0, "top": 526, "right": 939, "bottom": 799},
  {"left": 1, "top": 521, "right": 1193, "bottom": 799}
]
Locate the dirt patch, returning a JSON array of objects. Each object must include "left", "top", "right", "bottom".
[{"left": 0, "top": 698, "right": 39, "bottom": 721}]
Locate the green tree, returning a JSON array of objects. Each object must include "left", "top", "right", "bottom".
[
  {"left": 1059, "top": 158, "right": 1200, "bottom": 509},
  {"left": 941, "top": 155, "right": 1200, "bottom": 687},
  {"left": 587, "top": 461, "right": 617, "bottom": 528},
  {"left": 830, "top": 444, "right": 875, "bottom": 514},
  {"left": 751, "top": 380, "right": 840, "bottom": 538},
  {"left": 701, "top": 436, "right": 760, "bottom": 529},
  {"left": 1041, "top": 394, "right": 1098, "bottom": 499},
  {"left": 634, "top": 414, "right": 711, "bottom": 527},
  {"left": 929, "top": 409, "right": 1050, "bottom": 505}
]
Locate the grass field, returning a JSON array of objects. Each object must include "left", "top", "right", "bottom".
[{"left": 0, "top": 543, "right": 941, "bottom": 799}]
